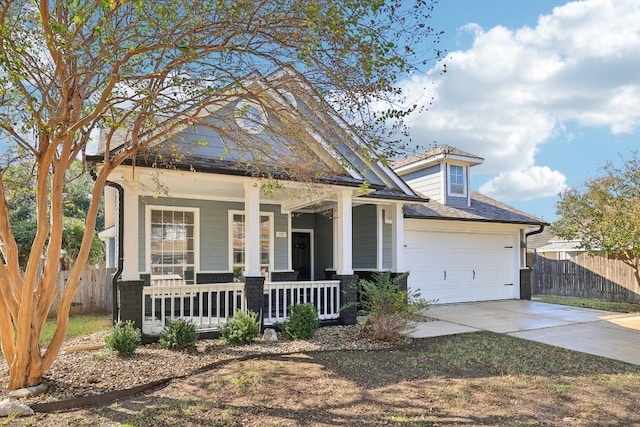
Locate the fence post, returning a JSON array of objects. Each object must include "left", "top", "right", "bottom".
[{"left": 334, "top": 274, "right": 359, "bottom": 325}]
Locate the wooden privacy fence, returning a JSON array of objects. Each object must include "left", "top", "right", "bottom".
[
  {"left": 532, "top": 253, "right": 640, "bottom": 303},
  {"left": 49, "top": 267, "right": 116, "bottom": 315}
]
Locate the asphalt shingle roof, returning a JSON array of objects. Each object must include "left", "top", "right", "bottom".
[
  {"left": 404, "top": 191, "right": 547, "bottom": 225},
  {"left": 390, "top": 144, "right": 484, "bottom": 169}
]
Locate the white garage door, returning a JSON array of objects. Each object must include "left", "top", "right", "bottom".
[{"left": 405, "top": 230, "right": 517, "bottom": 304}]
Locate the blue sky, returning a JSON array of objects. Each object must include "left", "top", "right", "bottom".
[{"left": 401, "top": 0, "right": 640, "bottom": 222}]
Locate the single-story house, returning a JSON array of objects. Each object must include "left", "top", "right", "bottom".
[
  {"left": 90, "top": 69, "right": 546, "bottom": 336},
  {"left": 536, "top": 240, "right": 584, "bottom": 260}
]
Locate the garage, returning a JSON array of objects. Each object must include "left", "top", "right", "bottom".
[{"left": 404, "top": 228, "right": 519, "bottom": 304}]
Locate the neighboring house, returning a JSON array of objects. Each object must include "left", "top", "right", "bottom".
[
  {"left": 524, "top": 227, "right": 558, "bottom": 265},
  {"left": 90, "top": 70, "right": 546, "bottom": 336},
  {"left": 536, "top": 240, "right": 585, "bottom": 260}
]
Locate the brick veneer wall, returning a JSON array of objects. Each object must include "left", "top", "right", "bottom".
[
  {"left": 117, "top": 280, "right": 145, "bottom": 331},
  {"left": 333, "top": 274, "right": 359, "bottom": 325},
  {"left": 196, "top": 272, "right": 235, "bottom": 284}
]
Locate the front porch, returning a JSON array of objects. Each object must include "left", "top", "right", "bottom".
[
  {"left": 141, "top": 280, "right": 340, "bottom": 336},
  {"left": 119, "top": 276, "right": 358, "bottom": 338},
  {"left": 107, "top": 168, "right": 413, "bottom": 337}
]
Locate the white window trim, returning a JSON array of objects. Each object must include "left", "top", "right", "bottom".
[
  {"left": 228, "top": 210, "right": 274, "bottom": 273},
  {"left": 145, "top": 205, "right": 200, "bottom": 275},
  {"left": 447, "top": 163, "right": 467, "bottom": 198}
]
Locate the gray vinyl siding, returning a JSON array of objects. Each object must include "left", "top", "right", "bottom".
[
  {"left": 271, "top": 205, "right": 289, "bottom": 270},
  {"left": 138, "top": 196, "right": 288, "bottom": 272},
  {"left": 444, "top": 194, "right": 468, "bottom": 207},
  {"left": 383, "top": 218, "right": 392, "bottom": 270},
  {"left": 352, "top": 204, "right": 377, "bottom": 269},
  {"left": 314, "top": 213, "right": 333, "bottom": 279},
  {"left": 292, "top": 212, "right": 316, "bottom": 229},
  {"left": 402, "top": 165, "right": 441, "bottom": 201}
]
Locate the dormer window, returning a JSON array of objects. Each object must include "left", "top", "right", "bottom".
[{"left": 448, "top": 164, "right": 466, "bottom": 197}]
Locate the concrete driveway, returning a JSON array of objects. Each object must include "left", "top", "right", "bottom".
[{"left": 409, "top": 300, "right": 640, "bottom": 365}]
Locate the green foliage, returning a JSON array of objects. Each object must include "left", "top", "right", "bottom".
[
  {"left": 3, "top": 158, "right": 105, "bottom": 269},
  {"left": 159, "top": 319, "right": 198, "bottom": 350},
  {"left": 62, "top": 217, "right": 105, "bottom": 267},
  {"left": 282, "top": 303, "right": 320, "bottom": 340},
  {"left": 105, "top": 321, "right": 142, "bottom": 356},
  {"left": 221, "top": 310, "right": 260, "bottom": 346},
  {"left": 553, "top": 153, "right": 640, "bottom": 279},
  {"left": 356, "top": 272, "right": 430, "bottom": 342}
]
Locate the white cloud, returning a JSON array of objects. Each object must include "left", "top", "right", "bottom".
[
  {"left": 479, "top": 166, "right": 567, "bottom": 201},
  {"left": 403, "top": 0, "right": 640, "bottom": 196}
]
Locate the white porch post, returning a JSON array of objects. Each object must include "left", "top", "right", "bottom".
[
  {"left": 391, "top": 202, "right": 404, "bottom": 272},
  {"left": 244, "top": 182, "right": 261, "bottom": 277},
  {"left": 122, "top": 177, "right": 139, "bottom": 280},
  {"left": 336, "top": 189, "right": 353, "bottom": 275}
]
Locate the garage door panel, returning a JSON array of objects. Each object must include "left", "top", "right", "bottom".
[{"left": 405, "top": 229, "right": 517, "bottom": 304}]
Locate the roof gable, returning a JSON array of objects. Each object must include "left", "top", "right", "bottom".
[{"left": 93, "top": 69, "right": 418, "bottom": 199}]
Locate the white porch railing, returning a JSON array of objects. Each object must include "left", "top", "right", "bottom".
[
  {"left": 263, "top": 280, "right": 341, "bottom": 324},
  {"left": 142, "top": 283, "right": 245, "bottom": 335}
]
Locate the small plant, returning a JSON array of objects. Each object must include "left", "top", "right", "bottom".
[
  {"left": 159, "top": 318, "right": 198, "bottom": 350},
  {"left": 282, "top": 303, "right": 320, "bottom": 340},
  {"left": 104, "top": 320, "right": 141, "bottom": 356},
  {"left": 356, "top": 272, "right": 430, "bottom": 342},
  {"left": 220, "top": 310, "right": 260, "bottom": 345}
]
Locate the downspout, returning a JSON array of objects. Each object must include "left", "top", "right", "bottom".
[
  {"left": 525, "top": 225, "right": 545, "bottom": 241},
  {"left": 91, "top": 169, "right": 124, "bottom": 324},
  {"left": 525, "top": 224, "right": 546, "bottom": 267}
]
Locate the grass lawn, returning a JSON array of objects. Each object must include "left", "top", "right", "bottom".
[
  {"left": 534, "top": 295, "right": 640, "bottom": 313},
  {"left": 40, "top": 314, "right": 112, "bottom": 345}
]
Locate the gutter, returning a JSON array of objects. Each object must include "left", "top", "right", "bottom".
[
  {"left": 91, "top": 169, "right": 124, "bottom": 324},
  {"left": 525, "top": 225, "right": 545, "bottom": 239}
]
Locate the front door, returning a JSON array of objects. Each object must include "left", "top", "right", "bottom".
[{"left": 292, "top": 232, "right": 312, "bottom": 281}]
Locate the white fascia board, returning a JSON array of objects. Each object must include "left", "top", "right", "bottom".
[
  {"left": 304, "top": 126, "right": 364, "bottom": 180},
  {"left": 373, "top": 160, "right": 419, "bottom": 196},
  {"left": 393, "top": 156, "right": 444, "bottom": 176},
  {"left": 323, "top": 109, "right": 417, "bottom": 195}
]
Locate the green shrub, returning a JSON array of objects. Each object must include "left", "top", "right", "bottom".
[
  {"left": 221, "top": 310, "right": 260, "bottom": 345},
  {"left": 159, "top": 318, "right": 198, "bottom": 350},
  {"left": 282, "top": 303, "right": 320, "bottom": 340},
  {"left": 104, "top": 320, "right": 141, "bottom": 356},
  {"left": 356, "top": 272, "right": 430, "bottom": 342}
]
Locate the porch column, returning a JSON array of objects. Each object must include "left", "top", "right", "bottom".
[
  {"left": 336, "top": 189, "right": 353, "bottom": 275},
  {"left": 122, "top": 176, "right": 139, "bottom": 280},
  {"left": 391, "top": 202, "right": 404, "bottom": 272},
  {"left": 244, "top": 182, "right": 261, "bottom": 277}
]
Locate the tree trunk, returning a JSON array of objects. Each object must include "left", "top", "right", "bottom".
[{"left": 7, "top": 320, "right": 45, "bottom": 390}]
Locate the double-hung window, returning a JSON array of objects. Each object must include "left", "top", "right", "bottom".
[
  {"left": 230, "top": 211, "right": 273, "bottom": 277},
  {"left": 448, "top": 164, "right": 466, "bottom": 197},
  {"left": 148, "top": 207, "right": 198, "bottom": 284}
]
